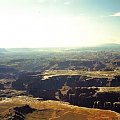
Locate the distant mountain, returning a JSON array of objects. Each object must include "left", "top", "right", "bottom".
[
  {"left": 6, "top": 48, "right": 69, "bottom": 53},
  {"left": 66, "top": 43, "right": 120, "bottom": 52},
  {"left": 98, "top": 43, "right": 120, "bottom": 48},
  {"left": 6, "top": 48, "right": 37, "bottom": 53},
  {"left": 94, "top": 43, "right": 120, "bottom": 51},
  {"left": 2, "top": 43, "right": 120, "bottom": 53}
]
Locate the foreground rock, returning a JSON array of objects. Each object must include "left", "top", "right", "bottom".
[{"left": 0, "top": 96, "right": 119, "bottom": 120}]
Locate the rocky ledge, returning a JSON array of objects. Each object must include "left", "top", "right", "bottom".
[{"left": 0, "top": 96, "right": 119, "bottom": 120}]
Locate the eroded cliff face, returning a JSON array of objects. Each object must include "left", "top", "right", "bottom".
[
  {"left": 0, "top": 96, "right": 119, "bottom": 120},
  {"left": 0, "top": 71, "right": 120, "bottom": 113}
]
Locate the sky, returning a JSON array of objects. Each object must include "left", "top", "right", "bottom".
[{"left": 0, "top": 0, "right": 120, "bottom": 48}]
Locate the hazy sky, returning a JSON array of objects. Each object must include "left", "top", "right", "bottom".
[{"left": 0, "top": 0, "right": 120, "bottom": 48}]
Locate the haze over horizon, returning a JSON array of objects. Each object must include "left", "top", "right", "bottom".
[{"left": 0, "top": 0, "right": 120, "bottom": 48}]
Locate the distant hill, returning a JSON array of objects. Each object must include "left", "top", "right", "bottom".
[
  {"left": 66, "top": 43, "right": 120, "bottom": 52},
  {"left": 98, "top": 43, "right": 120, "bottom": 49},
  {"left": 2, "top": 43, "right": 120, "bottom": 53},
  {"left": 6, "top": 48, "right": 38, "bottom": 53},
  {"left": 6, "top": 48, "right": 70, "bottom": 53}
]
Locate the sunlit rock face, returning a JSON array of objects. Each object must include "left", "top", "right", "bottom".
[
  {"left": 9, "top": 72, "right": 120, "bottom": 113},
  {"left": 0, "top": 96, "right": 119, "bottom": 120}
]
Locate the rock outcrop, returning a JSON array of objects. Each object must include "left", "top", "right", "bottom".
[{"left": 0, "top": 96, "right": 119, "bottom": 120}]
